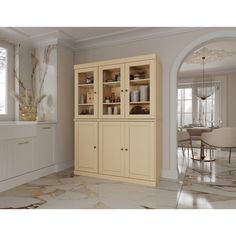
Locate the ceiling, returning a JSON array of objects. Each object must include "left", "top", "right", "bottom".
[
  {"left": 3, "top": 27, "right": 236, "bottom": 76},
  {"left": 179, "top": 40, "right": 236, "bottom": 77}
]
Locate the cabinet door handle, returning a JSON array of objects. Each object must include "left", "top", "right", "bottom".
[
  {"left": 94, "top": 91, "right": 97, "bottom": 94},
  {"left": 121, "top": 148, "right": 124, "bottom": 151},
  {"left": 42, "top": 127, "right": 51, "bottom": 129},
  {"left": 93, "top": 146, "right": 96, "bottom": 149},
  {"left": 125, "top": 148, "right": 128, "bottom": 151},
  {"left": 18, "top": 141, "right": 29, "bottom": 145},
  {"left": 125, "top": 89, "right": 128, "bottom": 92},
  {"left": 121, "top": 89, "right": 124, "bottom": 92}
]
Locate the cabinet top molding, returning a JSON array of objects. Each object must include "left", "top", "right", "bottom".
[{"left": 74, "top": 54, "right": 158, "bottom": 69}]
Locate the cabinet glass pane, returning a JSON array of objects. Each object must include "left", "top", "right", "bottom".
[
  {"left": 129, "top": 64, "right": 150, "bottom": 115},
  {"left": 102, "top": 68, "right": 121, "bottom": 116},
  {"left": 78, "top": 71, "right": 95, "bottom": 116}
]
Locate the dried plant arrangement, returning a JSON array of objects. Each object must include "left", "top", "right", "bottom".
[{"left": 10, "top": 44, "right": 56, "bottom": 120}]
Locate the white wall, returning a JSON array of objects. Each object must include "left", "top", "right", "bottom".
[
  {"left": 55, "top": 44, "right": 74, "bottom": 167},
  {"left": 74, "top": 28, "right": 236, "bottom": 178},
  {"left": 227, "top": 74, "right": 236, "bottom": 127},
  {"left": 34, "top": 46, "right": 57, "bottom": 121}
]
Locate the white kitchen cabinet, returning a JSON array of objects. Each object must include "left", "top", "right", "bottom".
[
  {"left": 13, "top": 138, "right": 34, "bottom": 176},
  {"left": 0, "top": 138, "right": 34, "bottom": 181},
  {"left": 34, "top": 124, "right": 55, "bottom": 170},
  {"left": 0, "top": 123, "right": 56, "bottom": 192}
]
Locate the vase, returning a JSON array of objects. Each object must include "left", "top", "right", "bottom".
[{"left": 20, "top": 106, "right": 37, "bottom": 121}]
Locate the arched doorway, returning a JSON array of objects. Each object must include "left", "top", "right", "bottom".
[{"left": 169, "top": 30, "right": 236, "bottom": 179}]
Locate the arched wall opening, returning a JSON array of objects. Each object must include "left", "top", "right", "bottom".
[{"left": 169, "top": 30, "right": 236, "bottom": 179}]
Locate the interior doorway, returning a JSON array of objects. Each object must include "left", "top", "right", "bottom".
[{"left": 169, "top": 29, "right": 236, "bottom": 179}]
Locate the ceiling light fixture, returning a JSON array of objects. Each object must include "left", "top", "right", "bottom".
[{"left": 196, "top": 56, "right": 214, "bottom": 100}]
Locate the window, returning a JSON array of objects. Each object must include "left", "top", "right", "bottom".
[
  {"left": 0, "top": 47, "right": 7, "bottom": 114},
  {"left": 197, "top": 86, "right": 216, "bottom": 126},
  {"left": 0, "top": 41, "right": 14, "bottom": 120},
  {"left": 177, "top": 87, "right": 193, "bottom": 127},
  {"left": 177, "top": 82, "right": 220, "bottom": 127}
]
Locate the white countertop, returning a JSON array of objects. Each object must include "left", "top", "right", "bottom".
[{"left": 0, "top": 120, "right": 56, "bottom": 125}]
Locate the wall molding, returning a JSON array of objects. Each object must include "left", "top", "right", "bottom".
[
  {"left": 75, "top": 27, "right": 204, "bottom": 52},
  {"left": 1, "top": 27, "right": 205, "bottom": 51}
]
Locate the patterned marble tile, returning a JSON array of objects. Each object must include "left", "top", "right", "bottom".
[{"left": 0, "top": 149, "right": 235, "bottom": 209}]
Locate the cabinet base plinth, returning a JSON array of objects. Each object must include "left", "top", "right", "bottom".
[{"left": 74, "top": 170, "right": 157, "bottom": 187}]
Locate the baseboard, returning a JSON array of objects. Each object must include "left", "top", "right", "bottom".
[
  {"left": 0, "top": 165, "right": 55, "bottom": 193},
  {"left": 74, "top": 170, "right": 156, "bottom": 187},
  {"left": 54, "top": 159, "right": 74, "bottom": 172},
  {"left": 161, "top": 169, "right": 178, "bottom": 180}
]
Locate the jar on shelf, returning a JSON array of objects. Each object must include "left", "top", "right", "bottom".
[{"left": 111, "top": 93, "right": 116, "bottom": 103}]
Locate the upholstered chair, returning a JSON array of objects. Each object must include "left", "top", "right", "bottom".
[{"left": 201, "top": 127, "right": 236, "bottom": 163}]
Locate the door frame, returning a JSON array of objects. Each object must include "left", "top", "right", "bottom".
[{"left": 169, "top": 30, "right": 236, "bottom": 179}]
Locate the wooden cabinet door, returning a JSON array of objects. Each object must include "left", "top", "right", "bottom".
[
  {"left": 125, "top": 60, "right": 156, "bottom": 119},
  {"left": 75, "top": 121, "right": 98, "bottom": 173},
  {"left": 75, "top": 67, "right": 98, "bottom": 119},
  {"left": 99, "top": 64, "right": 125, "bottom": 118},
  {"left": 125, "top": 122, "right": 155, "bottom": 181},
  {"left": 99, "top": 122, "right": 125, "bottom": 176}
]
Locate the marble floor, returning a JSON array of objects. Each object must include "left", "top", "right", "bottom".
[{"left": 0, "top": 148, "right": 236, "bottom": 209}]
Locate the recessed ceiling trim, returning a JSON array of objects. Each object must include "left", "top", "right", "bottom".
[
  {"left": 75, "top": 27, "right": 142, "bottom": 43},
  {"left": 75, "top": 27, "right": 205, "bottom": 52}
]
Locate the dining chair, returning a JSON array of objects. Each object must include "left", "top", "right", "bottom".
[
  {"left": 177, "top": 130, "right": 194, "bottom": 158},
  {"left": 201, "top": 127, "right": 236, "bottom": 163}
]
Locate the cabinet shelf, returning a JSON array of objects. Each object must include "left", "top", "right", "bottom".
[
  {"left": 103, "top": 81, "right": 120, "bottom": 86},
  {"left": 130, "top": 101, "right": 150, "bottom": 105},
  {"left": 78, "top": 104, "right": 94, "bottom": 106},
  {"left": 103, "top": 102, "right": 120, "bottom": 105},
  {"left": 78, "top": 83, "right": 94, "bottom": 87},
  {"left": 130, "top": 78, "right": 150, "bottom": 85}
]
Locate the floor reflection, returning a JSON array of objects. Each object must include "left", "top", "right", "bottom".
[{"left": 177, "top": 147, "right": 236, "bottom": 208}]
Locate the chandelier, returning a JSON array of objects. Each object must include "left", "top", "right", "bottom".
[{"left": 196, "top": 56, "right": 214, "bottom": 100}]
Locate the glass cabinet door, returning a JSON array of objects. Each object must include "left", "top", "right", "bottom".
[
  {"left": 125, "top": 60, "right": 155, "bottom": 118},
  {"left": 99, "top": 64, "right": 125, "bottom": 118},
  {"left": 75, "top": 67, "right": 98, "bottom": 118}
]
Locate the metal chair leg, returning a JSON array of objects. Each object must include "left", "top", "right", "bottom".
[
  {"left": 229, "top": 148, "right": 232, "bottom": 163},
  {"left": 190, "top": 141, "right": 194, "bottom": 159},
  {"left": 182, "top": 144, "right": 185, "bottom": 157}
]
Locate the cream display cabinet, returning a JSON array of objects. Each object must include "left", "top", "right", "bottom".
[{"left": 74, "top": 54, "right": 162, "bottom": 186}]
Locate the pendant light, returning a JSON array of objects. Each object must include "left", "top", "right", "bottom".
[{"left": 196, "top": 56, "right": 213, "bottom": 100}]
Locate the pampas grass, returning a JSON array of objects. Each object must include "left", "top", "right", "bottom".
[{"left": 11, "top": 44, "right": 56, "bottom": 109}]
